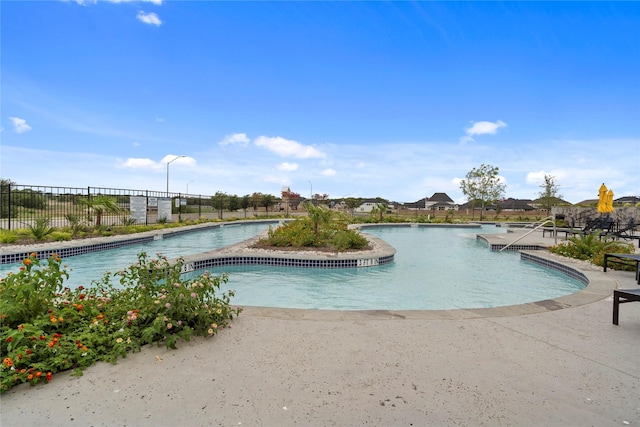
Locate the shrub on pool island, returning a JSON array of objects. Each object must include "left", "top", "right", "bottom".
[{"left": 0, "top": 252, "right": 240, "bottom": 394}]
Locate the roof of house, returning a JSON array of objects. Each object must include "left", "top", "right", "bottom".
[
  {"left": 428, "top": 192, "right": 454, "bottom": 203},
  {"left": 501, "top": 198, "right": 536, "bottom": 210}
]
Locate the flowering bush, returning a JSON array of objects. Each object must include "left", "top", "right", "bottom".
[{"left": 0, "top": 252, "right": 240, "bottom": 394}]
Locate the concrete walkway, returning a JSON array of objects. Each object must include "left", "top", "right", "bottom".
[{"left": 1, "top": 227, "right": 639, "bottom": 426}]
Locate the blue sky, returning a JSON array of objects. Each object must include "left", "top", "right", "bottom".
[{"left": 2, "top": 1, "right": 639, "bottom": 204}]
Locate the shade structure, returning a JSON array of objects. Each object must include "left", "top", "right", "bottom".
[{"left": 597, "top": 183, "right": 609, "bottom": 213}]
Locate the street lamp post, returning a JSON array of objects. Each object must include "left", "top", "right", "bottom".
[
  {"left": 166, "top": 155, "right": 186, "bottom": 196},
  {"left": 187, "top": 180, "right": 194, "bottom": 194},
  {"left": 308, "top": 181, "right": 313, "bottom": 201}
]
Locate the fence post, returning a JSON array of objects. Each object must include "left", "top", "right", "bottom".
[{"left": 7, "top": 185, "right": 11, "bottom": 230}]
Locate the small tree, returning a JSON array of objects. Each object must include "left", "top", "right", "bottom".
[
  {"left": 305, "top": 202, "right": 333, "bottom": 236},
  {"left": 263, "top": 194, "right": 275, "bottom": 217},
  {"left": 240, "top": 195, "right": 251, "bottom": 218},
  {"left": 459, "top": 164, "right": 506, "bottom": 220},
  {"left": 250, "top": 192, "right": 264, "bottom": 212},
  {"left": 227, "top": 194, "right": 240, "bottom": 212},
  {"left": 211, "top": 192, "right": 227, "bottom": 220},
  {"left": 80, "top": 195, "right": 122, "bottom": 226},
  {"left": 538, "top": 174, "right": 562, "bottom": 212},
  {"left": 344, "top": 197, "right": 361, "bottom": 216}
]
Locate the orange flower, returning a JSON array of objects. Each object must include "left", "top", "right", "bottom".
[
  {"left": 2, "top": 357, "right": 13, "bottom": 367},
  {"left": 46, "top": 372, "right": 53, "bottom": 382},
  {"left": 30, "top": 252, "right": 37, "bottom": 257},
  {"left": 50, "top": 316, "right": 57, "bottom": 323},
  {"left": 58, "top": 316, "right": 64, "bottom": 322},
  {"left": 35, "top": 372, "right": 42, "bottom": 378},
  {"left": 97, "top": 314, "right": 104, "bottom": 320},
  {"left": 27, "top": 374, "right": 33, "bottom": 381},
  {"left": 23, "top": 258, "right": 32, "bottom": 266}
]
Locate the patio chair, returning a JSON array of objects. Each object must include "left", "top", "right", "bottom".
[
  {"left": 604, "top": 218, "right": 639, "bottom": 247},
  {"left": 613, "top": 289, "right": 640, "bottom": 325}
]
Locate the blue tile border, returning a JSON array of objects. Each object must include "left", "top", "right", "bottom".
[
  {"left": 0, "top": 236, "right": 154, "bottom": 265},
  {"left": 183, "top": 253, "right": 395, "bottom": 271},
  {"left": 520, "top": 252, "right": 589, "bottom": 285}
]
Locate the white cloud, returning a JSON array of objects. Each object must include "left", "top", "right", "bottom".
[
  {"left": 460, "top": 120, "right": 507, "bottom": 143},
  {"left": 219, "top": 133, "right": 250, "bottom": 146},
  {"left": 321, "top": 168, "right": 337, "bottom": 177},
  {"left": 254, "top": 136, "right": 325, "bottom": 159},
  {"left": 137, "top": 11, "right": 162, "bottom": 26},
  {"left": 263, "top": 175, "right": 290, "bottom": 185},
  {"left": 277, "top": 162, "right": 298, "bottom": 172},
  {"left": 155, "top": 117, "right": 165, "bottom": 123},
  {"left": 120, "top": 158, "right": 160, "bottom": 170},
  {"left": 9, "top": 117, "right": 32, "bottom": 134},
  {"left": 119, "top": 155, "right": 195, "bottom": 171}
]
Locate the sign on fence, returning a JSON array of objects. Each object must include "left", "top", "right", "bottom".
[
  {"left": 129, "top": 196, "right": 147, "bottom": 224},
  {"left": 158, "top": 198, "right": 172, "bottom": 222}
]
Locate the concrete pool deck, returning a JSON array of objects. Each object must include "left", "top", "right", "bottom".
[{"left": 1, "top": 226, "right": 639, "bottom": 426}]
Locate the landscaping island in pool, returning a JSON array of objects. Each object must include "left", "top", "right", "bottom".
[{"left": 178, "top": 229, "right": 397, "bottom": 272}]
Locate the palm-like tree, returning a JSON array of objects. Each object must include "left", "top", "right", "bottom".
[
  {"left": 80, "top": 196, "right": 122, "bottom": 226},
  {"left": 305, "top": 202, "right": 332, "bottom": 236}
]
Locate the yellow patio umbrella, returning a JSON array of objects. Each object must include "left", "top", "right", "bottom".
[
  {"left": 605, "top": 189, "right": 614, "bottom": 213},
  {"left": 597, "top": 183, "right": 609, "bottom": 213}
]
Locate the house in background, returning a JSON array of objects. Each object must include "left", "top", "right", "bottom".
[
  {"left": 501, "top": 198, "right": 536, "bottom": 211},
  {"left": 355, "top": 198, "right": 384, "bottom": 213},
  {"left": 404, "top": 192, "right": 457, "bottom": 211}
]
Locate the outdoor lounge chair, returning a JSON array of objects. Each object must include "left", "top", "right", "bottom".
[
  {"left": 613, "top": 289, "right": 640, "bottom": 325},
  {"left": 604, "top": 218, "right": 640, "bottom": 247}
]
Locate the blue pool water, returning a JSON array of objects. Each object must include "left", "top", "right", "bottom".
[
  {"left": 0, "top": 222, "right": 272, "bottom": 288},
  {"left": 188, "top": 225, "right": 585, "bottom": 310},
  {"left": 1, "top": 223, "right": 585, "bottom": 310}
]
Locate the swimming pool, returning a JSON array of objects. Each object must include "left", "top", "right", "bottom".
[
  {"left": 185, "top": 225, "right": 585, "bottom": 310},
  {"left": 1, "top": 223, "right": 585, "bottom": 310}
]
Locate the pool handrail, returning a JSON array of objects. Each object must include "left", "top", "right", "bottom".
[{"left": 499, "top": 215, "right": 557, "bottom": 252}]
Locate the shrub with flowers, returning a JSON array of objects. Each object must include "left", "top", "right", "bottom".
[{"left": 0, "top": 252, "right": 241, "bottom": 394}]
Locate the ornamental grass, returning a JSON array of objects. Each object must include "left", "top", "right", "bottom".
[{"left": 0, "top": 252, "right": 240, "bottom": 394}]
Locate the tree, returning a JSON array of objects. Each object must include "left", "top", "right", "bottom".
[
  {"left": 371, "top": 203, "right": 387, "bottom": 222},
  {"left": 227, "top": 194, "right": 240, "bottom": 212},
  {"left": 537, "top": 174, "right": 562, "bottom": 212},
  {"left": 250, "top": 192, "right": 263, "bottom": 212},
  {"left": 263, "top": 194, "right": 275, "bottom": 216},
  {"left": 459, "top": 164, "right": 506, "bottom": 220},
  {"left": 305, "top": 202, "right": 333, "bottom": 236},
  {"left": 211, "top": 192, "right": 227, "bottom": 219},
  {"left": 344, "top": 197, "right": 361, "bottom": 216},
  {"left": 80, "top": 195, "right": 122, "bottom": 226},
  {"left": 240, "top": 195, "right": 251, "bottom": 218}
]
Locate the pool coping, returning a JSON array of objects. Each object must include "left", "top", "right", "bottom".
[{"left": 1, "top": 221, "right": 630, "bottom": 320}]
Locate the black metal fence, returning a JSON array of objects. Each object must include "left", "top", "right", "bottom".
[{"left": 0, "top": 184, "right": 217, "bottom": 230}]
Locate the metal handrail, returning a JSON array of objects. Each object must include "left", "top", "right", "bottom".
[{"left": 499, "top": 215, "right": 557, "bottom": 252}]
